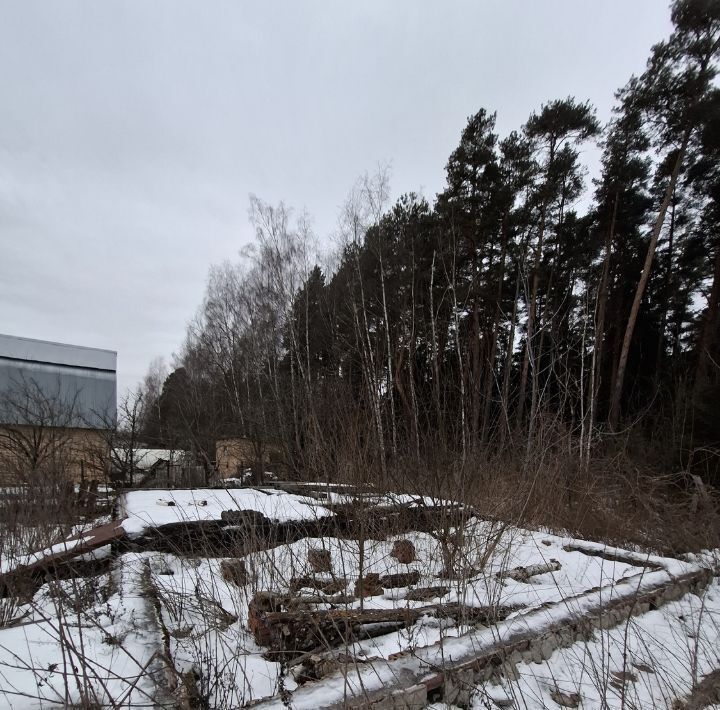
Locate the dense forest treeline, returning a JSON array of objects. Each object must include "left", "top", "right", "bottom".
[{"left": 137, "top": 0, "right": 720, "bottom": 499}]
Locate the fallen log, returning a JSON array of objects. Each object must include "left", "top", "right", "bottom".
[
  {"left": 561, "top": 544, "right": 660, "bottom": 569},
  {"left": 248, "top": 591, "right": 515, "bottom": 656},
  {"left": 288, "top": 606, "right": 518, "bottom": 681},
  {"left": 282, "top": 593, "right": 357, "bottom": 608},
  {"left": 380, "top": 570, "right": 421, "bottom": 588},
  {"left": 289, "top": 575, "right": 347, "bottom": 594},
  {"left": 405, "top": 586, "right": 450, "bottom": 601},
  {"left": 353, "top": 570, "right": 422, "bottom": 598},
  {"left": 497, "top": 559, "right": 561, "bottom": 582}
]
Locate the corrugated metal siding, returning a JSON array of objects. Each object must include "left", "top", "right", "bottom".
[{"left": 0, "top": 334, "right": 116, "bottom": 429}]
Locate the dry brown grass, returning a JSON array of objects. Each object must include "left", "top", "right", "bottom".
[{"left": 390, "top": 444, "right": 720, "bottom": 556}]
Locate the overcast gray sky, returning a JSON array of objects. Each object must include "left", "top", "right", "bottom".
[{"left": 0, "top": 1, "right": 673, "bottom": 397}]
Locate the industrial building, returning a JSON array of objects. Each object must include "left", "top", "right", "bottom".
[{"left": 0, "top": 334, "right": 117, "bottom": 483}]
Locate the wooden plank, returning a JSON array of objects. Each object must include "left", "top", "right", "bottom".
[{"left": 0, "top": 519, "right": 126, "bottom": 596}]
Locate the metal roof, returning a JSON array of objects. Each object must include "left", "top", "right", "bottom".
[
  {"left": 0, "top": 333, "right": 116, "bottom": 371},
  {"left": 0, "top": 334, "right": 117, "bottom": 429}
]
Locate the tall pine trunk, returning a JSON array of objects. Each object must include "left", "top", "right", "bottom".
[
  {"left": 587, "top": 193, "right": 618, "bottom": 453},
  {"left": 379, "top": 249, "right": 398, "bottom": 458},
  {"left": 470, "top": 300, "right": 482, "bottom": 452},
  {"left": 481, "top": 218, "right": 508, "bottom": 444},
  {"left": 429, "top": 250, "right": 443, "bottom": 434},
  {"left": 654, "top": 190, "right": 677, "bottom": 390},
  {"left": 500, "top": 262, "right": 521, "bottom": 446},
  {"left": 695, "top": 236, "right": 720, "bottom": 391},
  {"left": 609, "top": 130, "right": 690, "bottom": 429},
  {"left": 517, "top": 202, "right": 547, "bottom": 429}
]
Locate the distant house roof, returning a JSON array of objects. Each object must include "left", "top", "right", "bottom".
[
  {"left": 117, "top": 448, "right": 186, "bottom": 471},
  {"left": 0, "top": 333, "right": 117, "bottom": 430}
]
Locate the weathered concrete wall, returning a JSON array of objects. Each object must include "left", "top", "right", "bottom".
[
  {"left": 341, "top": 567, "right": 713, "bottom": 709},
  {"left": 215, "top": 437, "right": 286, "bottom": 477}
]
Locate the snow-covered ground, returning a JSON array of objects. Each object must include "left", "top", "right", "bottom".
[
  {"left": 469, "top": 577, "right": 720, "bottom": 709},
  {"left": 0, "top": 487, "right": 717, "bottom": 708},
  {"left": 117, "top": 487, "right": 334, "bottom": 537},
  {"left": 0, "top": 552, "right": 161, "bottom": 708}
]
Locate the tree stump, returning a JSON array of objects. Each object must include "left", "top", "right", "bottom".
[
  {"left": 221, "top": 559, "right": 248, "bottom": 586},
  {"left": 354, "top": 572, "right": 383, "bottom": 598},
  {"left": 308, "top": 548, "right": 332, "bottom": 573},
  {"left": 550, "top": 689, "right": 580, "bottom": 708},
  {"left": 391, "top": 539, "right": 417, "bottom": 564}
]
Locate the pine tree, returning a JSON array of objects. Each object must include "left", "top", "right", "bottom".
[
  {"left": 436, "top": 108, "right": 504, "bottom": 449},
  {"left": 609, "top": 0, "right": 720, "bottom": 427},
  {"left": 587, "top": 95, "right": 653, "bottom": 436},
  {"left": 516, "top": 98, "right": 600, "bottom": 439}
]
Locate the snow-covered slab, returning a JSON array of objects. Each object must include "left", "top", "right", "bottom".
[
  {"left": 469, "top": 575, "right": 720, "bottom": 709},
  {"left": 125, "top": 523, "right": 665, "bottom": 707},
  {"left": 118, "top": 487, "right": 334, "bottom": 538},
  {"left": 248, "top": 538, "right": 712, "bottom": 709}
]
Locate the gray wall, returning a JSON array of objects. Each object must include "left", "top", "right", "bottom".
[{"left": 0, "top": 334, "right": 116, "bottom": 429}]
